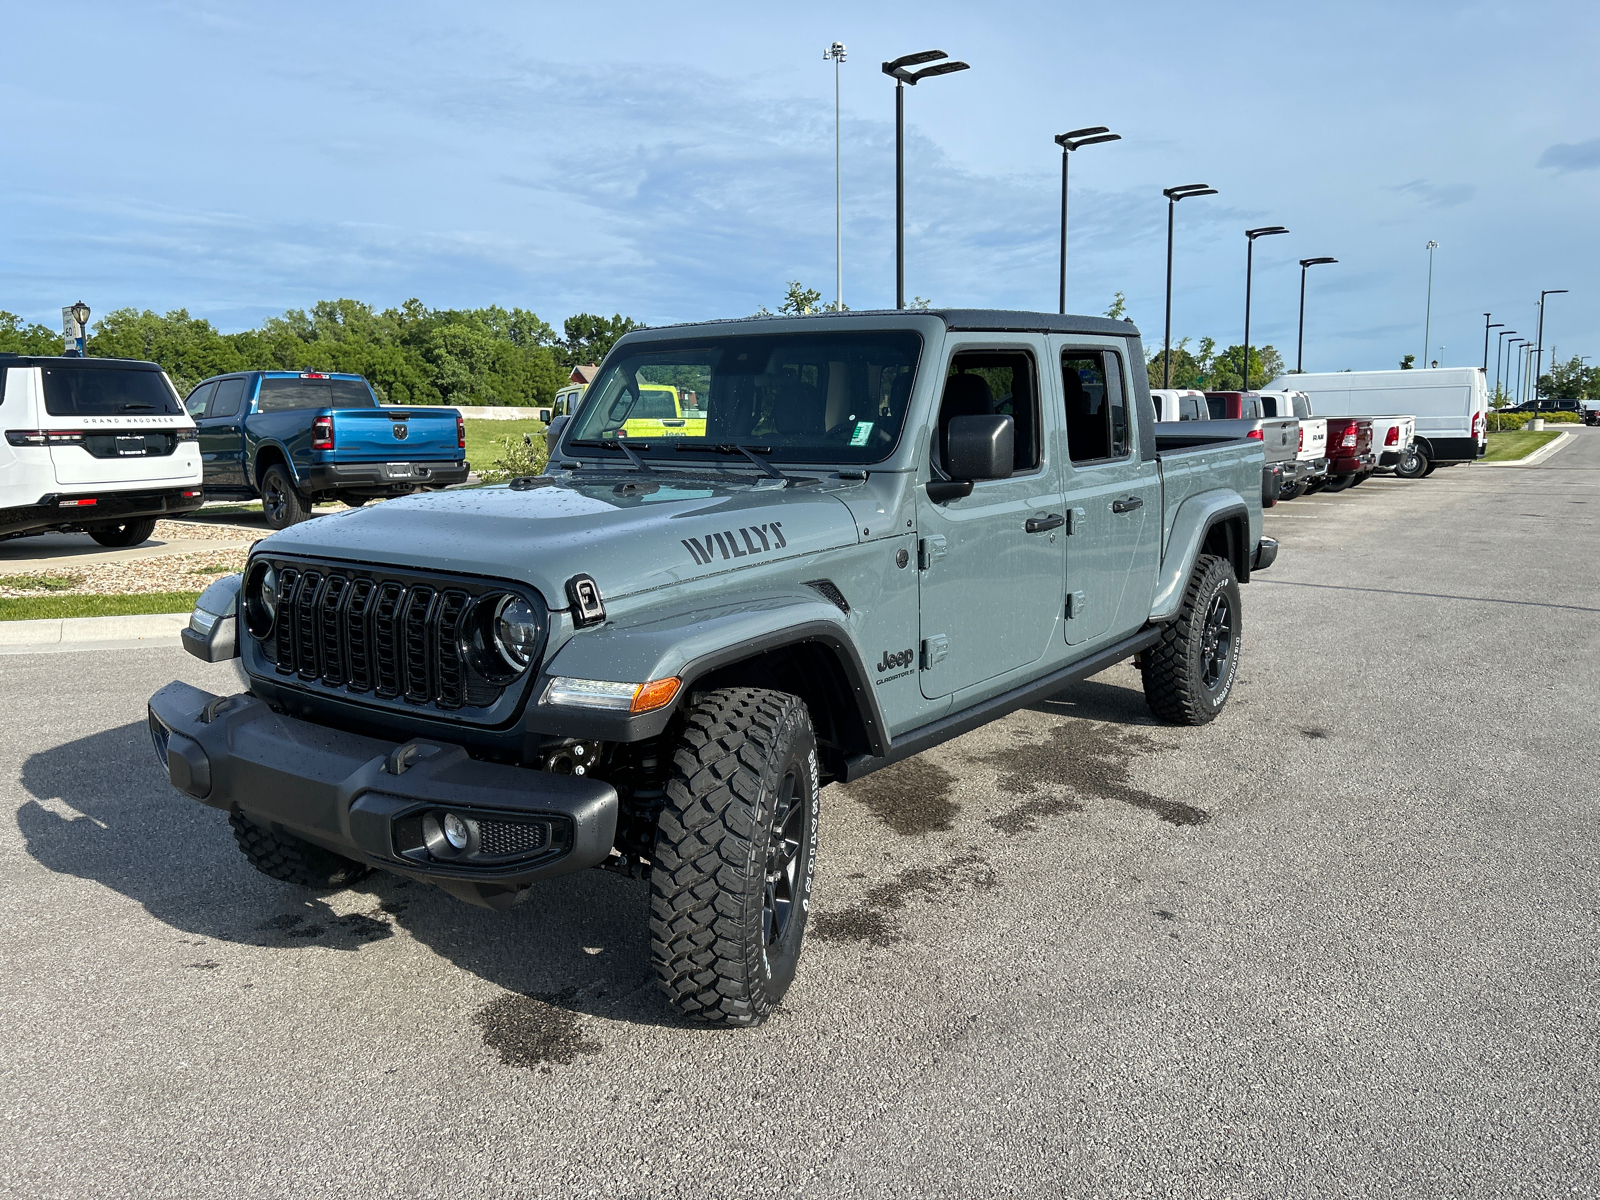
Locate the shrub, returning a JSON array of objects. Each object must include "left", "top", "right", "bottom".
[{"left": 478, "top": 431, "right": 549, "bottom": 483}]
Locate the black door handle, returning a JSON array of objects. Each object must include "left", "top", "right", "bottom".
[
  {"left": 1025, "top": 513, "right": 1065, "bottom": 533},
  {"left": 1111, "top": 496, "right": 1144, "bottom": 513}
]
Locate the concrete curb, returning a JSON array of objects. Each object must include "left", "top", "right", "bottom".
[
  {"left": 1479, "top": 430, "right": 1573, "bottom": 468},
  {"left": 0, "top": 612, "right": 189, "bottom": 654}
]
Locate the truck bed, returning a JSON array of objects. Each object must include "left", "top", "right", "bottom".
[{"left": 1154, "top": 425, "right": 1265, "bottom": 568}]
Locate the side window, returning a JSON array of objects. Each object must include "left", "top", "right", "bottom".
[
  {"left": 1243, "top": 397, "right": 1262, "bottom": 419},
  {"left": 208, "top": 378, "right": 246, "bottom": 419},
  {"left": 1293, "top": 395, "right": 1310, "bottom": 418},
  {"left": 185, "top": 381, "right": 217, "bottom": 419},
  {"left": 940, "top": 349, "right": 1040, "bottom": 473},
  {"left": 1206, "top": 395, "right": 1227, "bottom": 419},
  {"left": 1061, "top": 349, "right": 1129, "bottom": 463},
  {"left": 1180, "top": 396, "right": 1201, "bottom": 421},
  {"left": 1260, "top": 395, "right": 1279, "bottom": 417}
]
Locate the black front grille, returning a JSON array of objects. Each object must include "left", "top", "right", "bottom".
[
  {"left": 477, "top": 819, "right": 549, "bottom": 859},
  {"left": 255, "top": 559, "right": 537, "bottom": 715}
]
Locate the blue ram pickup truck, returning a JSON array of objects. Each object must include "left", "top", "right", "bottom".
[{"left": 182, "top": 371, "right": 469, "bottom": 528}]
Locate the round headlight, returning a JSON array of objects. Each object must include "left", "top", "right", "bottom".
[
  {"left": 244, "top": 561, "right": 277, "bottom": 637},
  {"left": 492, "top": 595, "right": 541, "bottom": 671}
]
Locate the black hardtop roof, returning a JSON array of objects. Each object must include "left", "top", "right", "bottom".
[
  {"left": 0, "top": 354, "right": 166, "bottom": 370},
  {"left": 634, "top": 308, "right": 1142, "bottom": 340}
]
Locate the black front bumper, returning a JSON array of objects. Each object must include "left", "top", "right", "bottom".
[
  {"left": 147, "top": 681, "right": 617, "bottom": 909},
  {"left": 299, "top": 460, "right": 470, "bottom": 493},
  {"left": 1, "top": 485, "right": 204, "bottom": 540}
]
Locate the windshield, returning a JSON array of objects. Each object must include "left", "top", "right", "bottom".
[
  {"left": 258, "top": 376, "right": 376, "bottom": 412},
  {"left": 41, "top": 364, "right": 182, "bottom": 416},
  {"left": 564, "top": 330, "right": 923, "bottom": 464}
]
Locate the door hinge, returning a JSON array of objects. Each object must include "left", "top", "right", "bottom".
[
  {"left": 921, "top": 635, "right": 950, "bottom": 669},
  {"left": 1067, "top": 506, "right": 1086, "bottom": 534},
  {"left": 918, "top": 535, "right": 948, "bottom": 570},
  {"left": 1066, "top": 590, "right": 1086, "bottom": 620}
]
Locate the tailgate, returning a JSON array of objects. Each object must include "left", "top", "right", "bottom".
[
  {"left": 329, "top": 408, "right": 461, "bottom": 460},
  {"left": 48, "top": 417, "right": 201, "bottom": 486}
]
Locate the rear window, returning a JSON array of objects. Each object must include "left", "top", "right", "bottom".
[
  {"left": 258, "top": 375, "right": 375, "bottom": 412},
  {"left": 41, "top": 364, "right": 182, "bottom": 416},
  {"left": 634, "top": 388, "right": 679, "bottom": 419},
  {"left": 1206, "top": 396, "right": 1227, "bottom": 419}
]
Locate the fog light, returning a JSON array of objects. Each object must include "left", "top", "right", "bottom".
[{"left": 443, "top": 812, "right": 469, "bottom": 850}]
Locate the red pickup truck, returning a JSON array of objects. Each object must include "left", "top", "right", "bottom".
[{"left": 1310, "top": 417, "right": 1376, "bottom": 493}]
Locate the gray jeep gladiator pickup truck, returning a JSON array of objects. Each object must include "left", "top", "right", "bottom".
[{"left": 148, "top": 309, "right": 1276, "bottom": 1026}]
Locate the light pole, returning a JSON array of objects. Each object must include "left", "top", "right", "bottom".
[
  {"left": 1483, "top": 315, "right": 1502, "bottom": 372},
  {"left": 823, "top": 42, "right": 847, "bottom": 311},
  {"left": 1534, "top": 288, "right": 1567, "bottom": 408},
  {"left": 1243, "top": 226, "right": 1289, "bottom": 390},
  {"left": 68, "top": 300, "right": 91, "bottom": 356},
  {"left": 882, "top": 50, "right": 970, "bottom": 310},
  {"left": 1296, "top": 257, "right": 1337, "bottom": 373},
  {"left": 1054, "top": 126, "right": 1121, "bottom": 314},
  {"left": 1517, "top": 340, "right": 1532, "bottom": 404},
  {"left": 1495, "top": 329, "right": 1516, "bottom": 402},
  {"left": 1161, "top": 184, "right": 1216, "bottom": 386},
  {"left": 1422, "top": 240, "right": 1438, "bottom": 367}
]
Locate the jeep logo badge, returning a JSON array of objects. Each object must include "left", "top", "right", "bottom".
[
  {"left": 876, "top": 648, "right": 914, "bottom": 673},
  {"left": 392, "top": 423, "right": 409, "bottom": 440}
]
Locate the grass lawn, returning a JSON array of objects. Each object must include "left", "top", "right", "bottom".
[
  {"left": 1484, "top": 429, "right": 1561, "bottom": 462},
  {"left": 465, "top": 418, "right": 545, "bottom": 473},
  {"left": 0, "top": 591, "right": 202, "bottom": 621}
]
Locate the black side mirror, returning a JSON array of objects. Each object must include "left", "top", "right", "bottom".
[
  {"left": 947, "top": 414, "right": 1014, "bottom": 481},
  {"left": 545, "top": 414, "right": 569, "bottom": 455}
]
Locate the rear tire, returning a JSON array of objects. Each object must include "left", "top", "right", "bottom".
[
  {"left": 88, "top": 517, "right": 158, "bottom": 548},
  {"left": 1303, "top": 478, "right": 1326, "bottom": 495},
  {"left": 1394, "top": 447, "right": 1429, "bottom": 479},
  {"left": 1422, "top": 461, "right": 1439, "bottom": 477},
  {"left": 1142, "top": 554, "right": 1241, "bottom": 726},
  {"left": 228, "top": 811, "right": 370, "bottom": 888},
  {"left": 649, "top": 687, "right": 819, "bottom": 1026},
  {"left": 342, "top": 496, "right": 369, "bottom": 508},
  {"left": 261, "top": 464, "right": 311, "bottom": 529},
  {"left": 1323, "top": 473, "right": 1354, "bottom": 492},
  {"left": 1280, "top": 481, "right": 1308, "bottom": 501}
]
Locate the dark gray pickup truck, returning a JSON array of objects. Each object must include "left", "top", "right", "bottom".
[{"left": 149, "top": 309, "right": 1276, "bottom": 1026}]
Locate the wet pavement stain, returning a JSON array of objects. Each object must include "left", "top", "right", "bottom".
[
  {"left": 976, "top": 721, "right": 1210, "bottom": 828},
  {"left": 841, "top": 756, "right": 958, "bottom": 835},
  {"left": 813, "top": 852, "right": 997, "bottom": 947},
  {"left": 475, "top": 989, "right": 603, "bottom": 1069},
  {"left": 1300, "top": 727, "right": 1332, "bottom": 740}
]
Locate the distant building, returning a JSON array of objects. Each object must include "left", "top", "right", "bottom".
[{"left": 569, "top": 365, "right": 599, "bottom": 386}]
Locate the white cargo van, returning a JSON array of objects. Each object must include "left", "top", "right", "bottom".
[
  {"left": 1267, "top": 367, "right": 1486, "bottom": 477},
  {"left": 1, "top": 355, "right": 203, "bottom": 546}
]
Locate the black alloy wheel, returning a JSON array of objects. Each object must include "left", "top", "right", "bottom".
[
  {"left": 763, "top": 769, "right": 805, "bottom": 949},
  {"left": 261, "top": 464, "right": 310, "bottom": 530},
  {"left": 1199, "top": 591, "right": 1233, "bottom": 691}
]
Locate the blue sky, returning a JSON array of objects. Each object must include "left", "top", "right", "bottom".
[{"left": 2, "top": 0, "right": 1596, "bottom": 378}]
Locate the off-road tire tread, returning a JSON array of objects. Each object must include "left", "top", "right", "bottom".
[
  {"left": 649, "top": 687, "right": 812, "bottom": 1027},
  {"left": 228, "top": 810, "right": 370, "bottom": 888},
  {"left": 1142, "top": 553, "right": 1238, "bottom": 726}
]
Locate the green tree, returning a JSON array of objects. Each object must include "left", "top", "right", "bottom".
[
  {"left": 779, "top": 281, "right": 823, "bottom": 316},
  {"left": 0, "top": 311, "right": 65, "bottom": 355},
  {"left": 561, "top": 313, "right": 639, "bottom": 369},
  {"left": 87, "top": 308, "right": 246, "bottom": 394},
  {"left": 1206, "top": 343, "right": 1283, "bottom": 390},
  {"left": 1399, "top": 354, "right": 1415, "bottom": 370},
  {"left": 1104, "top": 292, "right": 1127, "bottom": 320},
  {"left": 1540, "top": 354, "right": 1599, "bottom": 401},
  {"left": 1146, "top": 336, "right": 1218, "bottom": 390}
]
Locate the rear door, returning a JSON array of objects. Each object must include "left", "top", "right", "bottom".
[
  {"left": 1052, "top": 339, "right": 1161, "bottom": 646},
  {"left": 197, "top": 375, "right": 250, "bottom": 490},
  {"left": 916, "top": 337, "right": 1065, "bottom": 699},
  {"left": 41, "top": 362, "right": 199, "bottom": 487},
  {"left": 331, "top": 407, "right": 462, "bottom": 464}
]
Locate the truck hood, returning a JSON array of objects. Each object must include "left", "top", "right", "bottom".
[{"left": 259, "top": 475, "right": 862, "bottom": 607}]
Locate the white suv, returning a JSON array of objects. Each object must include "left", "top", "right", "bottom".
[{"left": 1, "top": 355, "right": 204, "bottom": 547}]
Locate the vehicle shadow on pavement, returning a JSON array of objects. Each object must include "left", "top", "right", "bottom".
[
  {"left": 1030, "top": 676, "right": 1160, "bottom": 726},
  {"left": 16, "top": 721, "right": 687, "bottom": 1035}
]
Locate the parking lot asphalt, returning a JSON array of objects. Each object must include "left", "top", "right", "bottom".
[{"left": 2, "top": 431, "right": 1597, "bottom": 1199}]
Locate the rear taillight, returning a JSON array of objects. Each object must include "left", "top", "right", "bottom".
[
  {"left": 6, "top": 430, "right": 87, "bottom": 446},
  {"left": 312, "top": 415, "right": 334, "bottom": 450},
  {"left": 176, "top": 428, "right": 199, "bottom": 442},
  {"left": 1385, "top": 426, "right": 1400, "bottom": 446},
  {"left": 1340, "top": 427, "right": 1358, "bottom": 448},
  {"left": 1472, "top": 411, "right": 1483, "bottom": 438},
  {"left": 1298, "top": 428, "right": 1304, "bottom": 451},
  {"left": 1247, "top": 428, "right": 1264, "bottom": 440},
  {"left": 457, "top": 413, "right": 465, "bottom": 449},
  {"left": 302, "top": 372, "right": 328, "bottom": 380}
]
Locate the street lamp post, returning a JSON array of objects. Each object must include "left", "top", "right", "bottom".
[
  {"left": 1495, "top": 329, "right": 1517, "bottom": 402},
  {"left": 1161, "top": 184, "right": 1216, "bottom": 386},
  {"left": 1243, "top": 226, "right": 1289, "bottom": 390},
  {"left": 823, "top": 42, "right": 847, "bottom": 311},
  {"left": 1534, "top": 288, "right": 1568, "bottom": 408},
  {"left": 1483, "top": 315, "right": 1503, "bottom": 372},
  {"left": 1422, "top": 240, "right": 1438, "bottom": 367},
  {"left": 1296, "top": 257, "right": 1337, "bottom": 373},
  {"left": 882, "top": 50, "right": 970, "bottom": 310},
  {"left": 1517, "top": 340, "right": 1532, "bottom": 404},
  {"left": 1053, "top": 126, "right": 1121, "bottom": 314},
  {"left": 67, "top": 300, "right": 91, "bottom": 356}
]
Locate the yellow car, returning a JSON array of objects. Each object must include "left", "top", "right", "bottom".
[{"left": 620, "top": 385, "right": 707, "bottom": 439}]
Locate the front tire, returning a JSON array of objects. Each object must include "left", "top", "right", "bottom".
[
  {"left": 228, "top": 811, "right": 370, "bottom": 888},
  {"left": 650, "top": 688, "right": 819, "bottom": 1026},
  {"left": 1142, "top": 554, "right": 1242, "bottom": 726},
  {"left": 88, "top": 517, "right": 158, "bottom": 548},
  {"left": 261, "top": 464, "right": 311, "bottom": 530}
]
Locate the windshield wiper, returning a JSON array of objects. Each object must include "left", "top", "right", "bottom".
[
  {"left": 677, "top": 442, "right": 811, "bottom": 485},
  {"left": 569, "top": 438, "right": 656, "bottom": 473},
  {"left": 120, "top": 403, "right": 155, "bottom": 412}
]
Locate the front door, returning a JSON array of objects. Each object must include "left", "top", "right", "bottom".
[
  {"left": 1053, "top": 340, "right": 1161, "bottom": 646},
  {"left": 916, "top": 340, "right": 1065, "bottom": 699}
]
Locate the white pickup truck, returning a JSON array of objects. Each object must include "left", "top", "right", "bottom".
[
  {"left": 1, "top": 354, "right": 204, "bottom": 545},
  {"left": 1256, "top": 389, "right": 1329, "bottom": 499}
]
